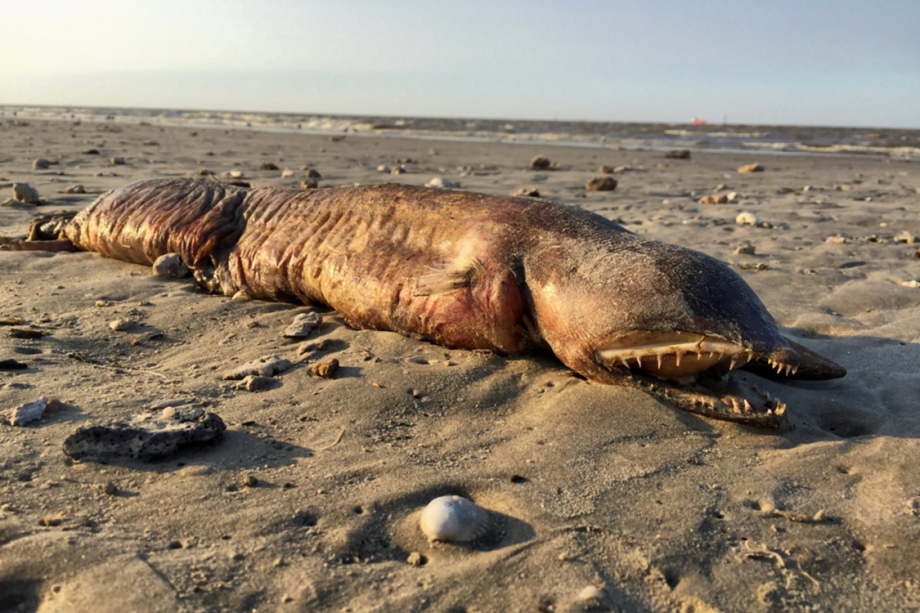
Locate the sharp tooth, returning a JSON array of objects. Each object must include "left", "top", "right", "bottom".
[
  {"left": 634, "top": 356, "right": 643, "bottom": 367},
  {"left": 743, "top": 399, "right": 753, "bottom": 412},
  {"left": 775, "top": 362, "right": 783, "bottom": 374},
  {"left": 729, "top": 355, "right": 739, "bottom": 370},
  {"left": 697, "top": 352, "right": 703, "bottom": 360},
  {"left": 785, "top": 364, "right": 792, "bottom": 376},
  {"left": 792, "top": 365, "right": 798, "bottom": 375},
  {"left": 656, "top": 354, "right": 663, "bottom": 368},
  {"left": 717, "top": 352, "right": 724, "bottom": 361},
  {"left": 675, "top": 351, "right": 683, "bottom": 367},
  {"left": 731, "top": 398, "right": 741, "bottom": 413}
]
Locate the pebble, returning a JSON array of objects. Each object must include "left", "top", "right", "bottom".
[
  {"left": 512, "top": 187, "right": 540, "bottom": 198},
  {"left": 237, "top": 375, "right": 276, "bottom": 392},
  {"left": 63, "top": 406, "right": 226, "bottom": 461},
  {"left": 110, "top": 156, "right": 126, "bottom": 165},
  {"left": 2, "top": 397, "right": 56, "bottom": 426},
  {"left": 597, "top": 165, "right": 614, "bottom": 174},
  {"left": 32, "top": 158, "right": 50, "bottom": 170},
  {"left": 152, "top": 253, "right": 190, "bottom": 278},
  {"left": 390, "top": 166, "right": 406, "bottom": 175},
  {"left": 665, "top": 150, "right": 691, "bottom": 159},
  {"left": 260, "top": 162, "right": 279, "bottom": 171},
  {"left": 734, "top": 242, "right": 756, "bottom": 255},
  {"left": 825, "top": 235, "right": 848, "bottom": 244},
  {"left": 699, "top": 194, "right": 728, "bottom": 205},
  {"left": 301, "top": 179, "right": 318, "bottom": 190},
  {"left": 426, "top": 177, "right": 458, "bottom": 189},
  {"left": 304, "top": 168, "right": 322, "bottom": 179},
  {"left": 223, "top": 355, "right": 292, "bottom": 380},
  {"left": 530, "top": 155, "right": 551, "bottom": 170},
  {"left": 12, "top": 183, "right": 40, "bottom": 204},
  {"left": 376, "top": 165, "right": 391, "bottom": 173},
  {"left": 9, "top": 327, "right": 44, "bottom": 339},
  {"left": 62, "top": 184, "right": 85, "bottom": 194},
  {"left": 736, "top": 212, "right": 760, "bottom": 226},
  {"left": 738, "top": 163, "right": 764, "bottom": 173},
  {"left": 894, "top": 231, "right": 917, "bottom": 244},
  {"left": 406, "top": 552, "right": 426, "bottom": 567},
  {"left": 311, "top": 358, "right": 339, "bottom": 379},
  {"left": 585, "top": 176, "right": 617, "bottom": 191},
  {"left": 576, "top": 585, "right": 604, "bottom": 604},
  {"left": 109, "top": 319, "right": 135, "bottom": 332},
  {"left": 419, "top": 495, "right": 490, "bottom": 542},
  {"left": 102, "top": 481, "right": 118, "bottom": 496},
  {"left": 283, "top": 312, "right": 322, "bottom": 338}
]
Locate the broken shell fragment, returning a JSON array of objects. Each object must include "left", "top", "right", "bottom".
[{"left": 419, "top": 495, "right": 490, "bottom": 543}]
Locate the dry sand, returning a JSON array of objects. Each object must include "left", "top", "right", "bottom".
[{"left": 1, "top": 119, "right": 919, "bottom": 612}]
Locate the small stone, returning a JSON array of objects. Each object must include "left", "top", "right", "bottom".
[
  {"left": 311, "top": 358, "right": 339, "bottom": 379},
  {"left": 390, "top": 166, "right": 406, "bottom": 175},
  {"left": 376, "top": 165, "right": 391, "bottom": 173},
  {"left": 110, "top": 156, "right": 126, "bottom": 165},
  {"left": 597, "top": 165, "right": 615, "bottom": 174},
  {"left": 425, "top": 177, "right": 458, "bottom": 189},
  {"left": 894, "top": 231, "right": 917, "bottom": 244},
  {"left": 161, "top": 407, "right": 176, "bottom": 419},
  {"left": 283, "top": 312, "right": 322, "bottom": 338},
  {"left": 3, "top": 397, "right": 50, "bottom": 426},
  {"left": 576, "top": 585, "right": 604, "bottom": 604},
  {"left": 223, "top": 355, "right": 292, "bottom": 380},
  {"left": 226, "top": 169, "right": 244, "bottom": 179},
  {"left": 12, "top": 183, "right": 40, "bottom": 204},
  {"left": 585, "top": 176, "right": 617, "bottom": 191},
  {"left": 736, "top": 212, "right": 760, "bottom": 226},
  {"left": 242, "top": 474, "right": 259, "bottom": 488},
  {"left": 406, "top": 552, "right": 427, "bottom": 567},
  {"left": 152, "top": 253, "right": 189, "bottom": 278},
  {"left": 738, "top": 163, "right": 764, "bottom": 173},
  {"left": 825, "top": 235, "right": 848, "bottom": 244},
  {"left": 9, "top": 327, "right": 44, "bottom": 339},
  {"left": 33, "top": 158, "right": 50, "bottom": 170},
  {"left": 734, "top": 242, "right": 756, "bottom": 255},
  {"left": 260, "top": 162, "right": 279, "bottom": 171},
  {"left": 62, "top": 184, "right": 86, "bottom": 194},
  {"left": 699, "top": 194, "right": 729, "bottom": 205},
  {"left": 109, "top": 319, "right": 135, "bottom": 332},
  {"left": 305, "top": 168, "right": 322, "bottom": 178},
  {"left": 280, "top": 168, "right": 294, "bottom": 178},
  {"left": 530, "top": 155, "right": 551, "bottom": 169},
  {"left": 0, "top": 359, "right": 28, "bottom": 370},
  {"left": 301, "top": 179, "right": 318, "bottom": 190},
  {"left": 726, "top": 191, "right": 738, "bottom": 201},
  {"left": 665, "top": 150, "right": 691, "bottom": 159},
  {"left": 512, "top": 187, "right": 540, "bottom": 198},
  {"left": 237, "top": 375, "right": 276, "bottom": 392},
  {"left": 102, "top": 481, "right": 118, "bottom": 496}
]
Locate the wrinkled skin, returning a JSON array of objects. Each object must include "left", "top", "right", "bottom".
[{"left": 9, "top": 178, "right": 845, "bottom": 427}]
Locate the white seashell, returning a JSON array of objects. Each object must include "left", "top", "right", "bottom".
[
  {"left": 419, "top": 495, "right": 490, "bottom": 542},
  {"left": 735, "top": 211, "right": 759, "bottom": 226},
  {"left": 425, "top": 177, "right": 458, "bottom": 189}
]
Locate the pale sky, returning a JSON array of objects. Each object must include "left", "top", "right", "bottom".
[{"left": 2, "top": 0, "right": 918, "bottom": 128}]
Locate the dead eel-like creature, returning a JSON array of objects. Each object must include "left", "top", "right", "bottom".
[{"left": 6, "top": 178, "right": 845, "bottom": 427}]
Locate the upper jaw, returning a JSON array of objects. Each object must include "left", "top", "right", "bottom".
[{"left": 595, "top": 330, "right": 799, "bottom": 381}]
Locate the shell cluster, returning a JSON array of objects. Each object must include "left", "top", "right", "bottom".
[{"left": 419, "top": 495, "right": 491, "bottom": 543}]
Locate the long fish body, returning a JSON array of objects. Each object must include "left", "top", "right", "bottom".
[{"left": 46, "top": 178, "right": 844, "bottom": 427}]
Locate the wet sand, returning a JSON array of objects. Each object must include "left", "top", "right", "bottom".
[{"left": 1, "top": 118, "right": 919, "bottom": 612}]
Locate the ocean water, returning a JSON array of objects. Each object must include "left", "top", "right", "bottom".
[{"left": 3, "top": 104, "right": 919, "bottom": 159}]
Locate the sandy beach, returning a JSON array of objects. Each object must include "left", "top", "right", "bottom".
[{"left": 1, "top": 117, "right": 919, "bottom": 612}]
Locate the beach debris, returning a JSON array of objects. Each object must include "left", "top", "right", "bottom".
[
  {"left": 734, "top": 242, "right": 756, "bottom": 255},
  {"left": 0, "top": 317, "right": 26, "bottom": 326},
  {"left": 152, "top": 253, "right": 190, "bottom": 278},
  {"left": 585, "top": 176, "right": 618, "bottom": 191},
  {"left": 898, "top": 280, "right": 920, "bottom": 288},
  {"left": 825, "top": 235, "right": 848, "bottom": 244},
  {"left": 301, "top": 179, "right": 318, "bottom": 189},
  {"left": 576, "top": 585, "right": 605, "bottom": 605},
  {"left": 391, "top": 166, "right": 407, "bottom": 175},
  {"left": 665, "top": 150, "right": 691, "bottom": 159},
  {"left": 894, "top": 231, "right": 917, "bottom": 244},
  {"left": 304, "top": 168, "right": 322, "bottom": 179},
  {"left": 699, "top": 194, "right": 729, "bottom": 205},
  {"left": 12, "top": 183, "right": 40, "bottom": 204},
  {"left": 62, "top": 184, "right": 86, "bottom": 194},
  {"left": 109, "top": 319, "right": 136, "bottom": 332},
  {"left": 110, "top": 156, "right": 126, "bottom": 165},
  {"left": 530, "top": 155, "right": 551, "bottom": 170},
  {"left": 2, "top": 397, "right": 59, "bottom": 426},
  {"left": 406, "top": 552, "right": 427, "bottom": 567},
  {"left": 283, "top": 312, "right": 322, "bottom": 338},
  {"left": 260, "top": 162, "right": 279, "bottom": 171},
  {"left": 311, "top": 358, "right": 339, "bottom": 379},
  {"left": 0, "top": 359, "right": 28, "bottom": 370},
  {"left": 223, "top": 355, "right": 292, "bottom": 380},
  {"left": 8, "top": 327, "right": 44, "bottom": 339},
  {"left": 738, "top": 163, "right": 765, "bottom": 173},
  {"left": 376, "top": 165, "right": 391, "bottom": 173},
  {"left": 512, "top": 187, "right": 540, "bottom": 198},
  {"left": 426, "top": 177, "right": 458, "bottom": 189},
  {"left": 32, "top": 158, "right": 50, "bottom": 170},
  {"left": 27, "top": 210, "right": 78, "bottom": 240},
  {"left": 226, "top": 169, "right": 244, "bottom": 179},
  {"left": 237, "top": 375, "right": 276, "bottom": 392},
  {"left": 736, "top": 212, "right": 760, "bottom": 226},
  {"left": 598, "top": 165, "right": 615, "bottom": 174},
  {"left": 419, "top": 495, "right": 491, "bottom": 543},
  {"left": 83, "top": 148, "right": 100, "bottom": 155},
  {"left": 62, "top": 405, "right": 226, "bottom": 460},
  {"left": 280, "top": 168, "right": 294, "bottom": 178}
]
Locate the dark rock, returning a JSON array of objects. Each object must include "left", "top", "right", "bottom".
[
  {"left": 665, "top": 150, "right": 691, "bottom": 159},
  {"left": 0, "top": 359, "right": 28, "bottom": 370},
  {"left": 585, "top": 176, "right": 618, "bottom": 191}
]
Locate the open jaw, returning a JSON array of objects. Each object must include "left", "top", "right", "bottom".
[{"left": 595, "top": 331, "right": 797, "bottom": 427}]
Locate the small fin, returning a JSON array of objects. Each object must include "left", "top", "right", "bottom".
[{"left": 415, "top": 259, "right": 486, "bottom": 296}]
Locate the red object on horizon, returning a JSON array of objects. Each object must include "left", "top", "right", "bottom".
[{"left": 690, "top": 118, "right": 707, "bottom": 125}]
